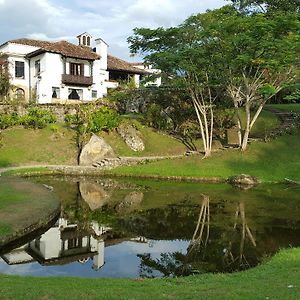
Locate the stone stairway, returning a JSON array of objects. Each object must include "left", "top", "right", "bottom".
[
  {"left": 92, "top": 154, "right": 186, "bottom": 170},
  {"left": 264, "top": 107, "right": 299, "bottom": 140}
]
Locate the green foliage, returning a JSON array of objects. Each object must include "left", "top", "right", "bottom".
[
  {"left": 213, "top": 109, "right": 236, "bottom": 139},
  {"left": 21, "top": 107, "right": 56, "bottom": 129},
  {"left": 65, "top": 106, "right": 120, "bottom": 134},
  {"left": 88, "top": 107, "right": 120, "bottom": 133},
  {"left": 284, "top": 89, "right": 300, "bottom": 103},
  {"left": 0, "top": 112, "right": 19, "bottom": 129},
  {"left": 145, "top": 103, "right": 173, "bottom": 131},
  {"left": 229, "top": 0, "right": 300, "bottom": 13},
  {"left": 0, "top": 56, "right": 10, "bottom": 99}
]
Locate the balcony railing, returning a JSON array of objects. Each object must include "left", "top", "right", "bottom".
[{"left": 62, "top": 74, "right": 93, "bottom": 86}]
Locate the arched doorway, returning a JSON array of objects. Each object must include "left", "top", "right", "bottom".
[{"left": 15, "top": 88, "right": 25, "bottom": 100}]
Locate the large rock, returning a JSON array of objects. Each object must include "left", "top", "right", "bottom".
[
  {"left": 79, "top": 182, "right": 110, "bottom": 211},
  {"left": 79, "top": 134, "right": 116, "bottom": 166},
  {"left": 229, "top": 174, "right": 260, "bottom": 187},
  {"left": 116, "top": 191, "right": 144, "bottom": 213},
  {"left": 227, "top": 126, "right": 240, "bottom": 146},
  {"left": 117, "top": 123, "right": 145, "bottom": 152}
]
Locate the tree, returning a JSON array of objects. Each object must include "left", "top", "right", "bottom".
[
  {"left": 229, "top": 0, "right": 300, "bottom": 13},
  {"left": 128, "top": 16, "right": 220, "bottom": 157},
  {"left": 0, "top": 55, "right": 10, "bottom": 100},
  {"left": 128, "top": 5, "right": 299, "bottom": 152},
  {"left": 211, "top": 9, "right": 299, "bottom": 150}
]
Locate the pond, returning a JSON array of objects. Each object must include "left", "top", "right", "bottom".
[{"left": 0, "top": 176, "right": 300, "bottom": 278}]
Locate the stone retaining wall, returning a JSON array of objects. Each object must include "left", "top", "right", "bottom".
[{"left": 0, "top": 100, "right": 115, "bottom": 123}]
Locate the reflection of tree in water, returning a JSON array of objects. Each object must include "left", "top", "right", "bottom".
[
  {"left": 223, "top": 202, "right": 257, "bottom": 271},
  {"left": 138, "top": 196, "right": 258, "bottom": 278},
  {"left": 138, "top": 195, "right": 212, "bottom": 278}
]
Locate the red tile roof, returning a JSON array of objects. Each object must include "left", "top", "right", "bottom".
[
  {"left": 107, "top": 55, "right": 148, "bottom": 75},
  {"left": 10, "top": 38, "right": 99, "bottom": 60}
]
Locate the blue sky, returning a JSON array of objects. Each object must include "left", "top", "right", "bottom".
[{"left": 0, "top": 0, "right": 225, "bottom": 61}]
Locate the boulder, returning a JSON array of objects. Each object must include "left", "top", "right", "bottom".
[
  {"left": 116, "top": 191, "right": 144, "bottom": 213},
  {"left": 79, "top": 182, "right": 110, "bottom": 211},
  {"left": 212, "top": 140, "right": 223, "bottom": 151},
  {"left": 229, "top": 174, "right": 260, "bottom": 187},
  {"left": 79, "top": 134, "right": 116, "bottom": 166},
  {"left": 227, "top": 127, "right": 240, "bottom": 146},
  {"left": 117, "top": 123, "right": 145, "bottom": 152}
]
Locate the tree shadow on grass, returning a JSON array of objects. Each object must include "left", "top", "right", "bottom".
[
  {"left": 0, "top": 158, "right": 11, "bottom": 168},
  {"left": 224, "top": 132, "right": 300, "bottom": 181}
]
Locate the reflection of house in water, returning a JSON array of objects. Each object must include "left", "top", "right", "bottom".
[
  {"left": 1, "top": 245, "right": 34, "bottom": 265},
  {"left": 2, "top": 218, "right": 111, "bottom": 271}
]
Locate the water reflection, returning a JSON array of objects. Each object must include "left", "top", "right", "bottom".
[
  {"left": 2, "top": 218, "right": 109, "bottom": 271},
  {"left": 1, "top": 177, "right": 300, "bottom": 278}
]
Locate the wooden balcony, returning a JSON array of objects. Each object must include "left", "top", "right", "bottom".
[{"left": 62, "top": 74, "right": 93, "bottom": 86}]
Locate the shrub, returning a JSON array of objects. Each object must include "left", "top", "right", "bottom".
[
  {"left": 21, "top": 107, "right": 56, "bottom": 129},
  {"left": 213, "top": 109, "right": 236, "bottom": 139},
  {"left": 88, "top": 107, "right": 120, "bottom": 132},
  {"left": 145, "top": 103, "right": 173, "bottom": 131},
  {"left": 0, "top": 112, "right": 20, "bottom": 129},
  {"left": 65, "top": 106, "right": 120, "bottom": 133}
]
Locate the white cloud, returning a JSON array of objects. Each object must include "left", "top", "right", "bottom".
[{"left": 0, "top": 0, "right": 225, "bottom": 60}]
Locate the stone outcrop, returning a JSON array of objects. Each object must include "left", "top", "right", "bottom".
[
  {"left": 79, "top": 134, "right": 116, "bottom": 166},
  {"left": 227, "top": 126, "right": 240, "bottom": 146},
  {"left": 79, "top": 182, "right": 110, "bottom": 211},
  {"left": 117, "top": 123, "right": 145, "bottom": 152},
  {"left": 116, "top": 191, "right": 144, "bottom": 213},
  {"left": 229, "top": 174, "right": 260, "bottom": 187}
]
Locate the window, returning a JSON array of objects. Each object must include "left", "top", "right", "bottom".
[
  {"left": 83, "top": 36, "right": 86, "bottom": 46},
  {"left": 68, "top": 88, "right": 83, "bottom": 100},
  {"left": 35, "top": 60, "right": 40, "bottom": 76},
  {"left": 70, "top": 63, "right": 84, "bottom": 76},
  {"left": 15, "top": 61, "right": 25, "bottom": 78},
  {"left": 52, "top": 87, "right": 60, "bottom": 98},
  {"left": 87, "top": 36, "right": 91, "bottom": 46},
  {"left": 92, "top": 90, "right": 97, "bottom": 99}
]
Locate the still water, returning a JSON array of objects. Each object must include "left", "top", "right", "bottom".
[{"left": 1, "top": 177, "right": 300, "bottom": 278}]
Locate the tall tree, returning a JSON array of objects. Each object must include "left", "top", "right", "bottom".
[
  {"left": 128, "top": 5, "right": 299, "bottom": 151},
  {"left": 229, "top": 0, "right": 300, "bottom": 13},
  {"left": 0, "top": 55, "right": 10, "bottom": 100}
]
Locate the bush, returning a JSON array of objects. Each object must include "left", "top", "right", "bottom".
[
  {"left": 0, "top": 112, "right": 20, "bottom": 129},
  {"left": 21, "top": 107, "right": 56, "bottom": 129},
  {"left": 213, "top": 109, "right": 236, "bottom": 139},
  {"left": 65, "top": 106, "right": 120, "bottom": 134},
  {"left": 88, "top": 107, "right": 120, "bottom": 132},
  {"left": 145, "top": 103, "right": 173, "bottom": 131}
]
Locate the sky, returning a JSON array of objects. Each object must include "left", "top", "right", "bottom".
[{"left": 0, "top": 0, "right": 225, "bottom": 61}]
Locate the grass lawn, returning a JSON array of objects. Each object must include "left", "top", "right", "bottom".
[
  {"left": 111, "top": 127, "right": 300, "bottom": 182},
  {"left": 0, "top": 125, "right": 77, "bottom": 167},
  {"left": 0, "top": 248, "right": 299, "bottom": 299},
  {"left": 99, "top": 121, "right": 189, "bottom": 157},
  {"left": 0, "top": 177, "right": 59, "bottom": 242},
  {"left": 240, "top": 109, "right": 280, "bottom": 137},
  {"left": 267, "top": 103, "right": 300, "bottom": 112}
]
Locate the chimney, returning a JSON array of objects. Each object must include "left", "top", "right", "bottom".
[{"left": 95, "top": 38, "right": 108, "bottom": 69}]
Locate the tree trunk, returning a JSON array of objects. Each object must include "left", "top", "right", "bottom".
[{"left": 241, "top": 104, "right": 251, "bottom": 151}]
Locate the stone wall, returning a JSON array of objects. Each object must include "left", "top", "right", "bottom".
[{"left": 0, "top": 100, "right": 115, "bottom": 123}]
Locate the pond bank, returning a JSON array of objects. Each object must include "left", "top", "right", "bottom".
[
  {"left": 0, "top": 177, "right": 61, "bottom": 248},
  {"left": 0, "top": 247, "right": 299, "bottom": 299},
  {"left": 0, "top": 164, "right": 297, "bottom": 185}
]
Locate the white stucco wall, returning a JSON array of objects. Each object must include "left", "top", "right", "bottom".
[{"left": 0, "top": 39, "right": 121, "bottom": 103}]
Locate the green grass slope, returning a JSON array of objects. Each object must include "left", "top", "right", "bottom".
[
  {"left": 112, "top": 129, "right": 300, "bottom": 182},
  {"left": 0, "top": 177, "right": 59, "bottom": 241},
  {"left": 0, "top": 248, "right": 299, "bottom": 299},
  {"left": 0, "top": 125, "right": 77, "bottom": 167}
]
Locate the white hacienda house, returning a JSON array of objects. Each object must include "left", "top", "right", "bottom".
[{"left": 0, "top": 32, "right": 160, "bottom": 104}]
